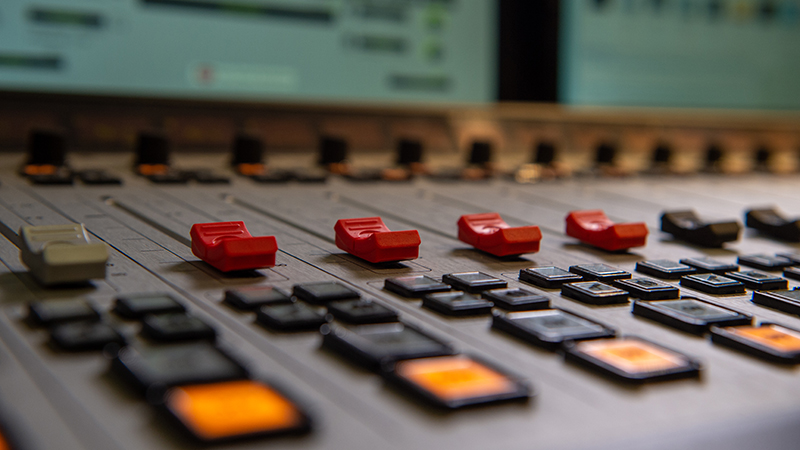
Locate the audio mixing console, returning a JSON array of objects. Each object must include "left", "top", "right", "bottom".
[{"left": 3, "top": 137, "right": 800, "bottom": 450}]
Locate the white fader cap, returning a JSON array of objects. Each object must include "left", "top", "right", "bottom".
[{"left": 19, "top": 224, "right": 108, "bottom": 286}]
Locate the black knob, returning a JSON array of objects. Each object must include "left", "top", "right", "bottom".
[
  {"left": 534, "top": 141, "right": 556, "bottom": 165},
  {"left": 318, "top": 137, "right": 348, "bottom": 165},
  {"left": 231, "top": 135, "right": 264, "bottom": 166},
  {"left": 652, "top": 142, "right": 672, "bottom": 164},
  {"left": 468, "top": 141, "right": 492, "bottom": 165},
  {"left": 396, "top": 139, "right": 423, "bottom": 165},
  {"left": 26, "top": 129, "right": 66, "bottom": 166},
  {"left": 754, "top": 145, "right": 771, "bottom": 167},
  {"left": 705, "top": 143, "right": 724, "bottom": 167},
  {"left": 595, "top": 142, "right": 616, "bottom": 165},
  {"left": 135, "top": 132, "right": 170, "bottom": 166}
]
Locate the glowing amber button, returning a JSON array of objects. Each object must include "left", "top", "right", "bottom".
[
  {"left": 165, "top": 380, "right": 306, "bottom": 442},
  {"left": 137, "top": 163, "right": 169, "bottom": 176},
  {"left": 395, "top": 355, "right": 518, "bottom": 402},
  {"left": 577, "top": 339, "right": 687, "bottom": 375},
  {"left": 23, "top": 164, "right": 57, "bottom": 175},
  {"left": 728, "top": 325, "right": 800, "bottom": 352},
  {"left": 0, "top": 431, "right": 9, "bottom": 450}
]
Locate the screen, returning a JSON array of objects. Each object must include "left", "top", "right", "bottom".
[
  {"left": 0, "top": 0, "right": 496, "bottom": 103},
  {"left": 560, "top": 0, "right": 800, "bottom": 109}
]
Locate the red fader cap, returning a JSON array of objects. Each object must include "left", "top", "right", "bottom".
[
  {"left": 457, "top": 213, "right": 542, "bottom": 257},
  {"left": 565, "top": 210, "right": 648, "bottom": 251},
  {"left": 190, "top": 221, "right": 278, "bottom": 272},
  {"left": 334, "top": 217, "right": 420, "bottom": 263}
]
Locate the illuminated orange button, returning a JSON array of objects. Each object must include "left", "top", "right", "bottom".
[
  {"left": 237, "top": 163, "right": 266, "bottom": 176},
  {"left": 727, "top": 325, "right": 800, "bottom": 352},
  {"left": 137, "top": 163, "right": 169, "bottom": 176},
  {"left": 0, "top": 431, "right": 8, "bottom": 450},
  {"left": 23, "top": 164, "right": 57, "bottom": 175},
  {"left": 395, "top": 355, "right": 518, "bottom": 402},
  {"left": 577, "top": 339, "right": 687, "bottom": 375},
  {"left": 165, "top": 380, "right": 307, "bottom": 442}
]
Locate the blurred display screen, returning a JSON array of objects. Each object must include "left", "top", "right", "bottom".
[
  {"left": 560, "top": 0, "right": 800, "bottom": 109},
  {"left": 0, "top": 0, "right": 496, "bottom": 103}
]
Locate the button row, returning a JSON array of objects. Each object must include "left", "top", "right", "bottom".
[
  {"left": 26, "top": 292, "right": 313, "bottom": 444},
  {"left": 223, "top": 280, "right": 533, "bottom": 410}
]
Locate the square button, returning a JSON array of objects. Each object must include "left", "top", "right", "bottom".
[
  {"left": 164, "top": 380, "right": 311, "bottom": 443},
  {"left": 613, "top": 278, "right": 679, "bottom": 300},
  {"left": 224, "top": 286, "right": 292, "bottom": 310},
  {"left": 442, "top": 272, "right": 507, "bottom": 293},
  {"left": 738, "top": 254, "right": 793, "bottom": 271},
  {"left": 725, "top": 270, "right": 788, "bottom": 291},
  {"left": 564, "top": 337, "right": 701, "bottom": 383},
  {"left": 632, "top": 298, "right": 751, "bottom": 335},
  {"left": 326, "top": 299, "right": 399, "bottom": 324},
  {"left": 679, "top": 257, "right": 739, "bottom": 275},
  {"left": 568, "top": 264, "right": 631, "bottom": 282},
  {"left": 256, "top": 303, "right": 328, "bottom": 332},
  {"left": 519, "top": 266, "right": 582, "bottom": 289},
  {"left": 784, "top": 267, "right": 800, "bottom": 281},
  {"left": 711, "top": 324, "right": 800, "bottom": 364},
  {"left": 28, "top": 299, "right": 99, "bottom": 326},
  {"left": 112, "top": 343, "right": 248, "bottom": 394},
  {"left": 422, "top": 292, "right": 494, "bottom": 316},
  {"left": 481, "top": 288, "right": 549, "bottom": 311},
  {"left": 492, "top": 309, "right": 615, "bottom": 350},
  {"left": 561, "top": 281, "right": 629, "bottom": 305},
  {"left": 292, "top": 282, "right": 359, "bottom": 305},
  {"left": 51, "top": 322, "right": 125, "bottom": 351},
  {"left": 320, "top": 322, "right": 453, "bottom": 370},
  {"left": 384, "top": 276, "right": 450, "bottom": 298},
  {"left": 680, "top": 274, "right": 745, "bottom": 295},
  {"left": 752, "top": 289, "right": 800, "bottom": 316},
  {"left": 383, "top": 355, "right": 530, "bottom": 409},
  {"left": 141, "top": 314, "right": 216, "bottom": 342},
  {"left": 778, "top": 253, "right": 800, "bottom": 265},
  {"left": 114, "top": 294, "right": 185, "bottom": 319},
  {"left": 635, "top": 260, "right": 696, "bottom": 279}
]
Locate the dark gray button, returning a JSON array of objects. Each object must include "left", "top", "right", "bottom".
[
  {"left": 327, "top": 299, "right": 399, "bottom": 324},
  {"left": 257, "top": 302, "right": 328, "bottom": 331},
  {"left": 633, "top": 298, "right": 751, "bottom": 335},
  {"left": 679, "top": 257, "right": 739, "bottom": 275},
  {"left": 613, "top": 277, "right": 680, "bottom": 300},
  {"left": 442, "top": 272, "right": 507, "bottom": 293},
  {"left": 492, "top": 309, "right": 615, "bottom": 350},
  {"left": 568, "top": 264, "right": 631, "bottom": 282},
  {"left": 725, "top": 270, "right": 787, "bottom": 291},
  {"left": 114, "top": 294, "right": 185, "bottom": 319},
  {"left": 752, "top": 289, "right": 800, "bottom": 316},
  {"left": 680, "top": 274, "right": 745, "bottom": 295},
  {"left": 112, "top": 343, "right": 248, "bottom": 394},
  {"left": 519, "top": 266, "right": 582, "bottom": 289},
  {"left": 51, "top": 322, "right": 125, "bottom": 351},
  {"left": 320, "top": 322, "right": 453, "bottom": 370},
  {"left": 636, "top": 259, "right": 696, "bottom": 279},
  {"left": 384, "top": 276, "right": 450, "bottom": 298},
  {"left": 141, "top": 313, "right": 216, "bottom": 342},
  {"left": 562, "top": 281, "right": 629, "bottom": 305},
  {"left": 422, "top": 291, "right": 494, "bottom": 316},
  {"left": 224, "top": 286, "right": 292, "bottom": 310},
  {"left": 738, "top": 254, "right": 793, "bottom": 271},
  {"left": 293, "top": 282, "right": 360, "bottom": 304},
  {"left": 29, "top": 299, "right": 99, "bottom": 326},
  {"left": 482, "top": 288, "right": 549, "bottom": 311}
]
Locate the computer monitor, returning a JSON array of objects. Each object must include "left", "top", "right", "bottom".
[
  {"left": 0, "top": 0, "right": 497, "bottom": 103},
  {"left": 559, "top": 0, "right": 800, "bottom": 109}
]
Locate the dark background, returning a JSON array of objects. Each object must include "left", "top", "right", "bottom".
[{"left": 498, "top": 0, "right": 560, "bottom": 102}]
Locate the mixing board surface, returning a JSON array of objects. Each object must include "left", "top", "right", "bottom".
[{"left": 2, "top": 152, "right": 800, "bottom": 450}]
